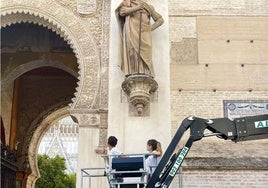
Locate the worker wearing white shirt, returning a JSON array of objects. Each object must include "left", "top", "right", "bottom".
[{"left": 146, "top": 139, "right": 162, "bottom": 180}]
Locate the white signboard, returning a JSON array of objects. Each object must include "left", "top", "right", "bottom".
[{"left": 223, "top": 100, "right": 268, "bottom": 119}]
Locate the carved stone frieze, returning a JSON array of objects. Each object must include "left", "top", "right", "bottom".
[
  {"left": 55, "top": 0, "right": 77, "bottom": 14},
  {"left": 80, "top": 114, "right": 100, "bottom": 127},
  {"left": 77, "top": 0, "right": 96, "bottom": 15}
]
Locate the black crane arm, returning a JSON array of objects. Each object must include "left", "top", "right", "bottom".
[
  {"left": 209, "top": 114, "right": 268, "bottom": 142},
  {"left": 146, "top": 114, "right": 268, "bottom": 188}
]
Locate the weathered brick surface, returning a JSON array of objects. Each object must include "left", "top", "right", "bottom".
[
  {"left": 170, "top": 90, "right": 268, "bottom": 187},
  {"left": 184, "top": 157, "right": 268, "bottom": 169},
  {"left": 170, "top": 15, "right": 268, "bottom": 91},
  {"left": 181, "top": 169, "right": 268, "bottom": 188},
  {"left": 169, "top": 17, "right": 196, "bottom": 42},
  {"left": 171, "top": 90, "right": 268, "bottom": 121},
  {"left": 170, "top": 39, "right": 198, "bottom": 65},
  {"left": 170, "top": 64, "right": 268, "bottom": 90},
  {"left": 170, "top": 91, "right": 268, "bottom": 141},
  {"left": 169, "top": 0, "right": 268, "bottom": 16}
]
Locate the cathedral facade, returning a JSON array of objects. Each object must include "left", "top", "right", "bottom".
[{"left": 1, "top": 0, "right": 268, "bottom": 187}]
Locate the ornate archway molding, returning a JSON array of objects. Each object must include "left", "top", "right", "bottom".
[
  {"left": 28, "top": 107, "right": 70, "bottom": 187},
  {"left": 1, "top": 0, "right": 101, "bottom": 109},
  {"left": 1, "top": 2, "right": 104, "bottom": 187},
  {"left": 1, "top": 59, "right": 79, "bottom": 90},
  {"left": 1, "top": 2, "right": 110, "bottom": 187}
]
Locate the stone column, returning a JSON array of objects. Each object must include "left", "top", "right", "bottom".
[
  {"left": 109, "top": 0, "right": 171, "bottom": 154},
  {"left": 70, "top": 110, "right": 108, "bottom": 188}
]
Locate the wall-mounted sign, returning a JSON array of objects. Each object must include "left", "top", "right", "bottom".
[{"left": 223, "top": 100, "right": 268, "bottom": 119}]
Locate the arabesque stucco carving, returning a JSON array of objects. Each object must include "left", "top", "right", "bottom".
[
  {"left": 1, "top": 0, "right": 102, "bottom": 109},
  {"left": 1, "top": 0, "right": 110, "bottom": 187}
]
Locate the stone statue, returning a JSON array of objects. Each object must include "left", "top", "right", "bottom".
[{"left": 115, "top": 0, "right": 164, "bottom": 77}]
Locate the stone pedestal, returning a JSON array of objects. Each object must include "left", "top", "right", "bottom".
[
  {"left": 109, "top": 0, "right": 171, "bottom": 154},
  {"left": 122, "top": 74, "right": 158, "bottom": 116}
]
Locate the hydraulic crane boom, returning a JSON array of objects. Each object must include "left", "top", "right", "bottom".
[{"left": 146, "top": 114, "right": 268, "bottom": 188}]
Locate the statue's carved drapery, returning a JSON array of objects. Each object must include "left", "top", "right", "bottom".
[
  {"left": 116, "top": 0, "right": 164, "bottom": 115},
  {"left": 115, "top": 0, "right": 164, "bottom": 77}
]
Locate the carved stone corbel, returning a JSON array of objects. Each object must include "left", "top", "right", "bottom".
[{"left": 121, "top": 74, "right": 158, "bottom": 116}]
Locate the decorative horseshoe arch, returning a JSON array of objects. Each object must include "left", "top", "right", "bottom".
[
  {"left": 1, "top": 2, "right": 100, "bottom": 109},
  {"left": 28, "top": 107, "right": 71, "bottom": 187},
  {"left": 1, "top": 1, "right": 101, "bottom": 187},
  {"left": 1, "top": 59, "right": 79, "bottom": 90}
]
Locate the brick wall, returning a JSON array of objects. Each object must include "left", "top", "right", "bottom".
[
  {"left": 169, "top": 88, "right": 268, "bottom": 188},
  {"left": 169, "top": 0, "right": 268, "bottom": 16},
  {"left": 170, "top": 91, "right": 268, "bottom": 122},
  {"left": 170, "top": 90, "right": 268, "bottom": 154},
  {"left": 174, "top": 169, "right": 268, "bottom": 188}
]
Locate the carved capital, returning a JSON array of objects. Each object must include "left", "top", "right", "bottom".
[
  {"left": 121, "top": 74, "right": 158, "bottom": 116},
  {"left": 69, "top": 109, "right": 100, "bottom": 127}
]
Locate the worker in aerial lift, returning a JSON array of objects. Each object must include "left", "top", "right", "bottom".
[
  {"left": 103, "top": 136, "right": 124, "bottom": 165},
  {"left": 146, "top": 139, "right": 162, "bottom": 180}
]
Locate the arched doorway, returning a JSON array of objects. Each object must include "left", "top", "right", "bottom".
[
  {"left": 1, "top": 22, "right": 79, "bottom": 187},
  {"left": 1, "top": 1, "right": 106, "bottom": 187},
  {"left": 28, "top": 107, "right": 74, "bottom": 187}
]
